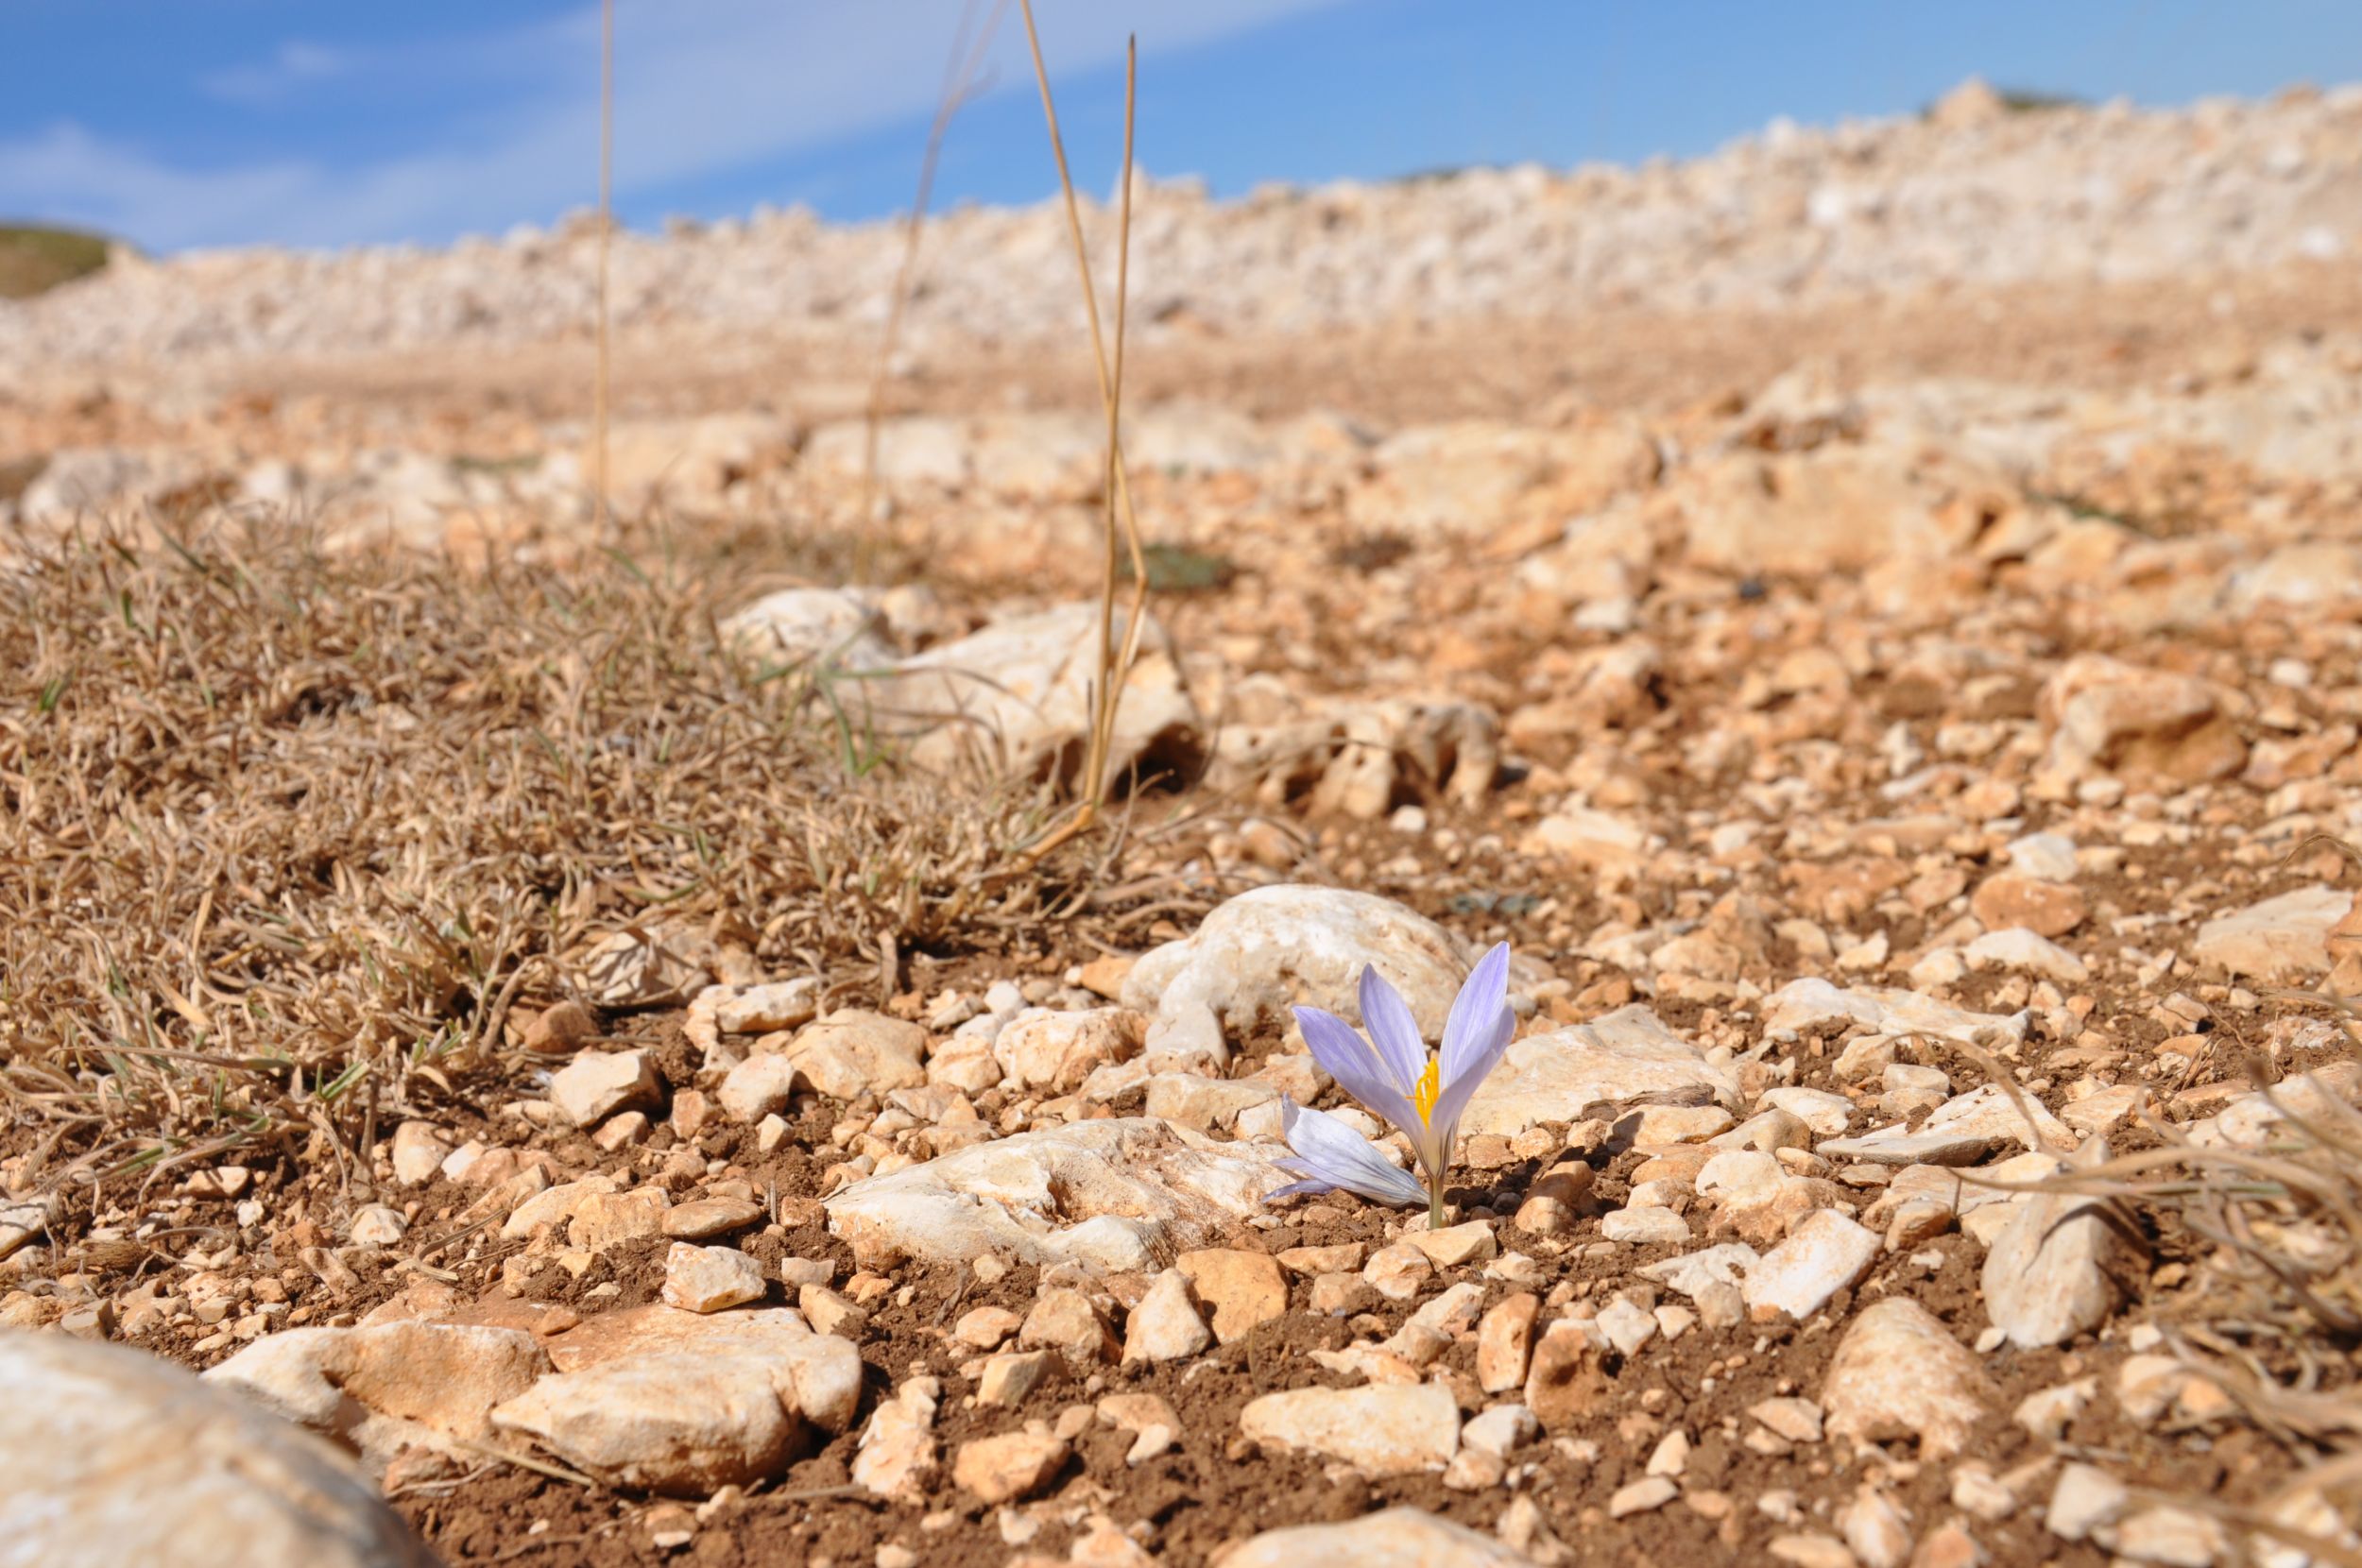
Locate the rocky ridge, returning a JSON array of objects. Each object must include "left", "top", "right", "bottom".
[{"left": 3, "top": 80, "right": 2360, "bottom": 377}]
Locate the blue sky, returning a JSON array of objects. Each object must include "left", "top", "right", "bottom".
[{"left": 5, "top": 1, "right": 2361, "bottom": 252}]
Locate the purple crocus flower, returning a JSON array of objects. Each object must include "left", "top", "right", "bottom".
[{"left": 1269, "top": 943, "right": 1516, "bottom": 1227}]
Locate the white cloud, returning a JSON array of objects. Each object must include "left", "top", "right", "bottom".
[
  {"left": 0, "top": 123, "right": 317, "bottom": 245},
  {"left": 200, "top": 41, "right": 351, "bottom": 106},
  {"left": 0, "top": 0, "right": 1355, "bottom": 250}
]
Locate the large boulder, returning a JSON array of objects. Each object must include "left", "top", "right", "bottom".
[
  {"left": 875, "top": 603, "right": 1203, "bottom": 790},
  {"left": 1121, "top": 885, "right": 1474, "bottom": 1071},
  {"left": 0, "top": 1330, "right": 439, "bottom": 1567}
]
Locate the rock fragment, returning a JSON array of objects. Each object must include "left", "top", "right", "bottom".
[
  {"left": 1981, "top": 1139, "right": 2145, "bottom": 1348},
  {"left": 1239, "top": 1384, "right": 1460, "bottom": 1476},
  {"left": 852, "top": 1378, "right": 940, "bottom": 1501},
  {"left": 1820, "top": 1084, "right": 2070, "bottom": 1167},
  {"left": 824, "top": 1117, "right": 1287, "bottom": 1273},
  {"left": 389, "top": 1122, "right": 451, "bottom": 1185},
  {"left": 1219, "top": 1508, "right": 1525, "bottom": 1567},
  {"left": 1524, "top": 1321, "right": 1610, "bottom": 1429},
  {"left": 952, "top": 1428, "right": 1070, "bottom": 1505},
  {"left": 2192, "top": 887, "right": 2352, "bottom": 980},
  {"left": 2040, "top": 654, "right": 2245, "bottom": 785},
  {"left": 661, "top": 1244, "right": 766, "bottom": 1314},
  {"left": 548, "top": 1048, "right": 660, "bottom": 1129},
  {"left": 1120, "top": 885, "right": 1471, "bottom": 1071},
  {"left": 1742, "top": 1211, "right": 1880, "bottom": 1321},
  {"left": 1019, "top": 1289, "right": 1120, "bottom": 1366},
  {"left": 1462, "top": 1007, "right": 1737, "bottom": 1135},
  {"left": 1477, "top": 1293, "right": 1539, "bottom": 1393},
  {"left": 1823, "top": 1298, "right": 1995, "bottom": 1457}
]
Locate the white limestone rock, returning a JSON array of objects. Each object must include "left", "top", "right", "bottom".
[
  {"left": 824, "top": 1116, "right": 1290, "bottom": 1273},
  {"left": 1121, "top": 885, "right": 1474, "bottom": 1072},
  {"left": 1461, "top": 1005, "right": 1739, "bottom": 1135},
  {"left": 3, "top": 1330, "right": 440, "bottom": 1567}
]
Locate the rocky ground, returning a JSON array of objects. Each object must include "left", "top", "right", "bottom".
[{"left": 3, "top": 78, "right": 2361, "bottom": 1568}]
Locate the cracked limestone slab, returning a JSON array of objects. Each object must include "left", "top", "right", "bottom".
[
  {"left": 1761, "top": 978, "right": 2029, "bottom": 1048},
  {"left": 1818, "top": 1083, "right": 2073, "bottom": 1167},
  {"left": 824, "top": 1116, "right": 1292, "bottom": 1273}
]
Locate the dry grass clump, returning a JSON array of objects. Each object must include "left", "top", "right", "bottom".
[
  {"left": 0, "top": 520, "right": 1101, "bottom": 1215},
  {"left": 2027, "top": 1051, "right": 2362, "bottom": 1549}
]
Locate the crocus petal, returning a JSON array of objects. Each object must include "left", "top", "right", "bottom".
[
  {"left": 1357, "top": 963, "right": 1429, "bottom": 1098},
  {"left": 1293, "top": 1006, "right": 1423, "bottom": 1141},
  {"left": 1264, "top": 1099, "right": 1429, "bottom": 1209},
  {"left": 1440, "top": 941, "right": 1513, "bottom": 1084},
  {"left": 1426, "top": 997, "right": 1516, "bottom": 1158}
]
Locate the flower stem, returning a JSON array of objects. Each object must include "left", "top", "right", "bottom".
[{"left": 1429, "top": 1178, "right": 1445, "bottom": 1231}]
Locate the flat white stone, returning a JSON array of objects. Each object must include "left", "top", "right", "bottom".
[
  {"left": 1964, "top": 928, "right": 2089, "bottom": 984},
  {"left": 825, "top": 1116, "right": 1290, "bottom": 1273},
  {"left": 1742, "top": 1211, "right": 1879, "bottom": 1321},
  {"left": 1239, "top": 1383, "right": 1460, "bottom": 1476},
  {"left": 1820, "top": 1083, "right": 2072, "bottom": 1167},
  {"left": 1221, "top": 1508, "right": 1526, "bottom": 1568},
  {"left": 2192, "top": 886, "right": 2349, "bottom": 980},
  {"left": 1462, "top": 1005, "right": 1738, "bottom": 1136},
  {"left": 1761, "top": 978, "right": 2028, "bottom": 1048}
]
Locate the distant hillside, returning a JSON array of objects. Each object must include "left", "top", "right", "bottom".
[
  {"left": 0, "top": 225, "right": 111, "bottom": 300},
  {"left": 5, "top": 79, "right": 2361, "bottom": 366}
]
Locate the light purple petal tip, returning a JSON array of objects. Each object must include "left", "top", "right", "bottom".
[
  {"left": 1357, "top": 963, "right": 1429, "bottom": 1096},
  {"left": 1440, "top": 941, "right": 1513, "bottom": 1083}
]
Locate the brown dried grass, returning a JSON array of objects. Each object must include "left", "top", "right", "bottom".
[
  {"left": 0, "top": 519, "right": 1106, "bottom": 1214},
  {"left": 1983, "top": 1036, "right": 2362, "bottom": 1548}
]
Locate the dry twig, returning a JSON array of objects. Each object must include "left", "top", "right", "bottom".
[{"left": 1010, "top": 4, "right": 1149, "bottom": 868}]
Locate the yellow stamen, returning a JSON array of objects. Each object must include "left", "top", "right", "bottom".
[{"left": 1413, "top": 1053, "right": 1442, "bottom": 1126}]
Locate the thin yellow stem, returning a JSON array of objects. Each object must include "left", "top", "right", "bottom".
[
  {"left": 1091, "top": 41, "right": 1140, "bottom": 802},
  {"left": 592, "top": 0, "right": 613, "bottom": 533},
  {"left": 1017, "top": 2, "right": 1148, "bottom": 820}
]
